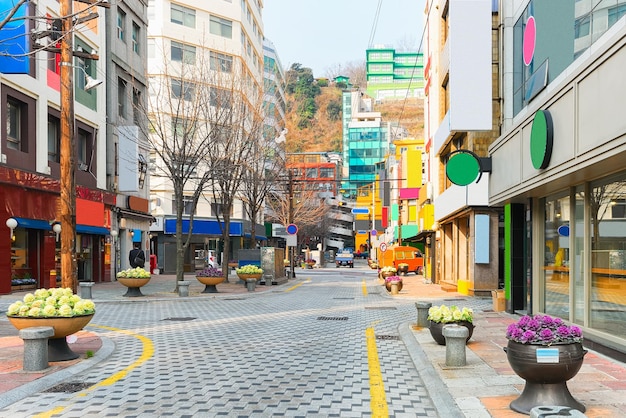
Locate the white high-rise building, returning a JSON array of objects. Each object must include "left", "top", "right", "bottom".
[{"left": 146, "top": 0, "right": 268, "bottom": 272}]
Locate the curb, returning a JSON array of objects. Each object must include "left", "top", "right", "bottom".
[
  {"left": 0, "top": 333, "right": 115, "bottom": 409},
  {"left": 399, "top": 322, "right": 465, "bottom": 418}
]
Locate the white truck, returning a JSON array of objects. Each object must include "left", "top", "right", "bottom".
[{"left": 335, "top": 248, "right": 354, "bottom": 268}]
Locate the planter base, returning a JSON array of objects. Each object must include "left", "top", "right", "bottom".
[
  {"left": 123, "top": 287, "right": 145, "bottom": 297},
  {"left": 48, "top": 337, "right": 79, "bottom": 362},
  {"left": 510, "top": 382, "right": 585, "bottom": 415}
]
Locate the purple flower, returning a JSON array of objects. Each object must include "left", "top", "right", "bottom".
[{"left": 506, "top": 314, "right": 583, "bottom": 345}]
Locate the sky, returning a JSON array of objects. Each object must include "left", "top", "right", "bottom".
[{"left": 263, "top": 0, "right": 426, "bottom": 77}]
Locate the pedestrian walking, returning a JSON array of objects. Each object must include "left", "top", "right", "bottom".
[{"left": 129, "top": 243, "right": 145, "bottom": 268}]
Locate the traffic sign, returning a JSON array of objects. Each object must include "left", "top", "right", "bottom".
[
  {"left": 351, "top": 207, "right": 370, "bottom": 214},
  {"left": 380, "top": 243, "right": 387, "bottom": 252},
  {"left": 286, "top": 224, "right": 298, "bottom": 235},
  {"left": 371, "top": 229, "right": 377, "bottom": 236}
]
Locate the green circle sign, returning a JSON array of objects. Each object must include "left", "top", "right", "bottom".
[
  {"left": 446, "top": 152, "right": 481, "bottom": 186},
  {"left": 530, "top": 109, "right": 553, "bottom": 170}
]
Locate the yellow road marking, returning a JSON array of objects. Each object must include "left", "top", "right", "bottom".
[
  {"left": 362, "top": 279, "right": 368, "bottom": 296},
  {"left": 286, "top": 278, "right": 311, "bottom": 292},
  {"left": 366, "top": 327, "right": 388, "bottom": 417},
  {"left": 34, "top": 324, "right": 154, "bottom": 418}
]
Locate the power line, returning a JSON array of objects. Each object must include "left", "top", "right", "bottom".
[{"left": 368, "top": 0, "right": 383, "bottom": 48}]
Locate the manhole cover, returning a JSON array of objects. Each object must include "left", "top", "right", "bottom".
[
  {"left": 376, "top": 335, "right": 400, "bottom": 340},
  {"left": 162, "top": 317, "right": 196, "bottom": 321},
  {"left": 45, "top": 382, "right": 93, "bottom": 393},
  {"left": 317, "top": 316, "right": 348, "bottom": 321}
]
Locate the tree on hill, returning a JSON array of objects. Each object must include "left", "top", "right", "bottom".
[{"left": 285, "top": 63, "right": 320, "bottom": 129}]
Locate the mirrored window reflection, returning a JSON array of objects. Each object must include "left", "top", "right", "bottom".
[
  {"left": 543, "top": 193, "right": 571, "bottom": 319},
  {"left": 573, "top": 186, "right": 585, "bottom": 326},
  {"left": 590, "top": 172, "right": 626, "bottom": 337}
]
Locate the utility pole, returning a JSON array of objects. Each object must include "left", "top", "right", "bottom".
[
  {"left": 56, "top": 0, "right": 108, "bottom": 292},
  {"left": 59, "top": 0, "right": 77, "bottom": 292},
  {"left": 288, "top": 171, "right": 296, "bottom": 279}
]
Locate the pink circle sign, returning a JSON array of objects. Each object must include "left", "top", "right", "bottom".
[{"left": 523, "top": 16, "right": 536, "bottom": 66}]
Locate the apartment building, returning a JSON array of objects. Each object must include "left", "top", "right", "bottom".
[
  {"left": 365, "top": 47, "right": 424, "bottom": 101},
  {"left": 423, "top": 0, "right": 501, "bottom": 295},
  {"left": 146, "top": 0, "right": 269, "bottom": 272},
  {"left": 0, "top": 0, "right": 112, "bottom": 293},
  {"left": 106, "top": 0, "right": 152, "bottom": 278}
]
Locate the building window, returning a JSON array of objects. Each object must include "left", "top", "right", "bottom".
[
  {"left": 171, "top": 78, "right": 195, "bottom": 101},
  {"left": 209, "top": 15, "right": 232, "bottom": 39},
  {"left": 133, "top": 89, "right": 141, "bottom": 125},
  {"left": 173, "top": 195, "right": 195, "bottom": 215},
  {"left": 171, "top": 3, "right": 196, "bottom": 28},
  {"left": 171, "top": 41, "right": 196, "bottom": 64},
  {"left": 306, "top": 168, "right": 317, "bottom": 178},
  {"left": 118, "top": 78, "right": 127, "bottom": 118},
  {"left": 132, "top": 22, "right": 140, "bottom": 53},
  {"left": 210, "top": 87, "right": 231, "bottom": 108},
  {"left": 6, "top": 98, "right": 23, "bottom": 151},
  {"left": 210, "top": 51, "right": 233, "bottom": 73},
  {"left": 211, "top": 202, "right": 232, "bottom": 217},
  {"left": 117, "top": 8, "right": 126, "bottom": 42},
  {"left": 77, "top": 128, "right": 91, "bottom": 170},
  {"left": 48, "top": 114, "right": 60, "bottom": 163},
  {"left": 319, "top": 168, "right": 334, "bottom": 178}
]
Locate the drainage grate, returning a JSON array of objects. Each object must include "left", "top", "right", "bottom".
[
  {"left": 162, "top": 317, "right": 196, "bottom": 321},
  {"left": 365, "top": 306, "right": 397, "bottom": 310},
  {"left": 224, "top": 298, "right": 246, "bottom": 301},
  {"left": 376, "top": 335, "right": 400, "bottom": 341},
  {"left": 317, "top": 316, "right": 348, "bottom": 321},
  {"left": 333, "top": 297, "right": 355, "bottom": 300},
  {"left": 45, "top": 382, "right": 93, "bottom": 393}
]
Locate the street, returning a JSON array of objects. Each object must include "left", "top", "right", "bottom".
[{"left": 1, "top": 266, "right": 444, "bottom": 417}]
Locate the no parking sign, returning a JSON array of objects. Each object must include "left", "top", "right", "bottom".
[{"left": 379, "top": 243, "right": 387, "bottom": 252}]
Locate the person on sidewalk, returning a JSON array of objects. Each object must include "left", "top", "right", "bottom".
[{"left": 129, "top": 243, "right": 145, "bottom": 268}]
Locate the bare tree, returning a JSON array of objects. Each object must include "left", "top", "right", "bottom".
[
  {"left": 136, "top": 38, "right": 265, "bottom": 284},
  {"left": 201, "top": 70, "right": 266, "bottom": 274},
  {"left": 265, "top": 185, "right": 329, "bottom": 231},
  {"left": 239, "top": 139, "right": 286, "bottom": 249}
]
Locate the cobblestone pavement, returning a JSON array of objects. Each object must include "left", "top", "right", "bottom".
[{"left": 0, "top": 266, "right": 478, "bottom": 417}]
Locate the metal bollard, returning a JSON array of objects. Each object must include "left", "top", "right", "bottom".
[
  {"left": 443, "top": 324, "right": 469, "bottom": 367},
  {"left": 246, "top": 278, "right": 256, "bottom": 292},
  {"left": 415, "top": 302, "right": 432, "bottom": 328}
]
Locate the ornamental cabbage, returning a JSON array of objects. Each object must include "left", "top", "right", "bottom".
[
  {"left": 506, "top": 314, "right": 582, "bottom": 345},
  {"left": 6, "top": 287, "right": 95, "bottom": 318}
]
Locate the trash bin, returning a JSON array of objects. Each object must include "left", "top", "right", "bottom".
[
  {"left": 149, "top": 254, "right": 157, "bottom": 274},
  {"left": 492, "top": 289, "right": 506, "bottom": 312}
]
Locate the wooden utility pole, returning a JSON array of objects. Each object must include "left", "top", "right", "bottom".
[{"left": 59, "top": 0, "right": 77, "bottom": 292}]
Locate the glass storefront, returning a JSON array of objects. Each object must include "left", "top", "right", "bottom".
[
  {"left": 590, "top": 172, "right": 626, "bottom": 337},
  {"left": 541, "top": 170, "right": 626, "bottom": 340}
]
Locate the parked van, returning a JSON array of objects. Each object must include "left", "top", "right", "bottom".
[{"left": 378, "top": 245, "right": 424, "bottom": 275}]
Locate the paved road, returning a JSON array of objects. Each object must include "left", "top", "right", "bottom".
[{"left": 1, "top": 268, "right": 449, "bottom": 417}]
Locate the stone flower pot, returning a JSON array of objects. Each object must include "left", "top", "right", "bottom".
[
  {"left": 196, "top": 275, "right": 225, "bottom": 293},
  {"left": 504, "top": 340, "right": 586, "bottom": 414},
  {"left": 7, "top": 314, "right": 94, "bottom": 361},
  {"left": 118, "top": 277, "right": 151, "bottom": 297},
  {"left": 428, "top": 320, "right": 474, "bottom": 345}
]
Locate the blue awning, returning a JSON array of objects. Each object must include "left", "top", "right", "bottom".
[
  {"left": 164, "top": 219, "right": 243, "bottom": 236},
  {"left": 14, "top": 217, "right": 51, "bottom": 230},
  {"left": 244, "top": 233, "right": 268, "bottom": 240},
  {"left": 76, "top": 225, "right": 110, "bottom": 235}
]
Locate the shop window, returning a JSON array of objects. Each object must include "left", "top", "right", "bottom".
[{"left": 48, "top": 114, "right": 60, "bottom": 163}]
